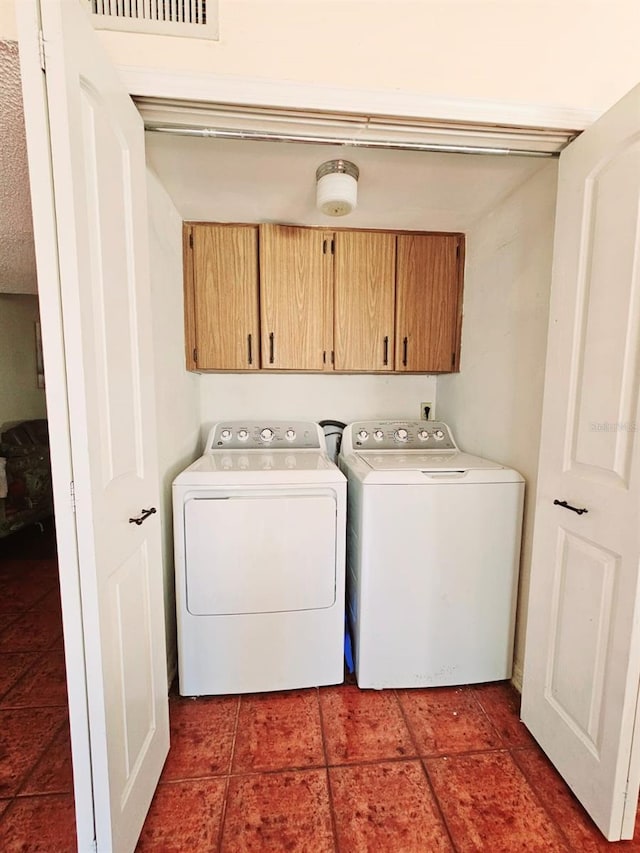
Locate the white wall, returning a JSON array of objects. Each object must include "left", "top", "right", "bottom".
[
  {"left": 5, "top": 2, "right": 637, "bottom": 115},
  {"left": 198, "top": 373, "right": 438, "bottom": 442},
  {"left": 0, "top": 1, "right": 15, "bottom": 40},
  {"left": 101, "top": 1, "right": 639, "bottom": 117},
  {"left": 0, "top": 293, "right": 46, "bottom": 427},
  {"left": 146, "top": 169, "right": 201, "bottom": 675},
  {"left": 437, "top": 162, "right": 558, "bottom": 686}
]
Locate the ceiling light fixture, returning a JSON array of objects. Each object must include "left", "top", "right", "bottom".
[{"left": 316, "top": 159, "right": 359, "bottom": 216}]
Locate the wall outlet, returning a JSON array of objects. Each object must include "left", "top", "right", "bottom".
[{"left": 420, "top": 402, "right": 433, "bottom": 420}]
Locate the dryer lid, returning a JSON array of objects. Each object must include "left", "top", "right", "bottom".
[{"left": 189, "top": 450, "right": 335, "bottom": 473}]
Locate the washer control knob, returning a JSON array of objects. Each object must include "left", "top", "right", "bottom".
[
  {"left": 418, "top": 429, "right": 429, "bottom": 441},
  {"left": 373, "top": 429, "right": 384, "bottom": 441},
  {"left": 395, "top": 428, "right": 409, "bottom": 443},
  {"left": 285, "top": 428, "right": 296, "bottom": 441},
  {"left": 259, "top": 428, "right": 274, "bottom": 443},
  {"left": 237, "top": 429, "right": 249, "bottom": 441},
  {"left": 433, "top": 429, "right": 445, "bottom": 440},
  {"left": 357, "top": 429, "right": 369, "bottom": 442},
  {"left": 220, "top": 428, "right": 232, "bottom": 441}
]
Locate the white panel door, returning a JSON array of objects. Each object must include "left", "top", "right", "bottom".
[
  {"left": 17, "top": 1, "right": 169, "bottom": 851},
  {"left": 521, "top": 83, "right": 640, "bottom": 840}
]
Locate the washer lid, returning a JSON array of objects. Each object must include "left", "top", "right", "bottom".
[{"left": 358, "top": 451, "right": 505, "bottom": 472}]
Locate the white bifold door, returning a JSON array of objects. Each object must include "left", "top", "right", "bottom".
[
  {"left": 522, "top": 83, "right": 640, "bottom": 840},
  {"left": 17, "top": 1, "right": 170, "bottom": 851}
]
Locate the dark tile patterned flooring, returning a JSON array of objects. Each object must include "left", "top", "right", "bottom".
[
  {"left": 0, "top": 519, "right": 75, "bottom": 851},
  {"left": 2, "top": 521, "right": 640, "bottom": 851}
]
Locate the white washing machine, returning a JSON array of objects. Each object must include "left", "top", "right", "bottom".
[
  {"left": 173, "top": 421, "right": 346, "bottom": 696},
  {"left": 339, "top": 420, "right": 524, "bottom": 690}
]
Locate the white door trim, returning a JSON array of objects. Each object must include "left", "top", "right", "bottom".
[{"left": 119, "top": 67, "right": 599, "bottom": 134}]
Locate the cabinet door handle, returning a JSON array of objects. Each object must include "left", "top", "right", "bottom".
[
  {"left": 269, "top": 332, "right": 275, "bottom": 364},
  {"left": 247, "top": 333, "right": 253, "bottom": 365},
  {"left": 383, "top": 336, "right": 389, "bottom": 366},
  {"left": 402, "top": 336, "right": 408, "bottom": 367}
]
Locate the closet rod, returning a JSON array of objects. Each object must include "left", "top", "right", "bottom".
[{"left": 144, "top": 123, "right": 560, "bottom": 158}]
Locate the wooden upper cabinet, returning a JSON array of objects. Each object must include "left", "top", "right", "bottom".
[
  {"left": 395, "top": 234, "right": 464, "bottom": 372},
  {"left": 187, "top": 223, "right": 260, "bottom": 370},
  {"left": 333, "top": 231, "right": 396, "bottom": 371},
  {"left": 184, "top": 222, "right": 465, "bottom": 374},
  {"left": 259, "top": 224, "right": 332, "bottom": 371}
]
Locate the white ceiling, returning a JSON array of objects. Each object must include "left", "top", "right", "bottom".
[
  {"left": 0, "top": 41, "right": 37, "bottom": 295},
  {"left": 144, "top": 131, "right": 552, "bottom": 233},
  {"left": 1, "top": 35, "right": 555, "bottom": 298}
]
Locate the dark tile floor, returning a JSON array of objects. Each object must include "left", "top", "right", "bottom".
[
  {"left": 0, "top": 519, "right": 76, "bottom": 851},
  {"left": 137, "top": 682, "right": 640, "bottom": 852},
  {"left": 2, "top": 522, "right": 640, "bottom": 851}
]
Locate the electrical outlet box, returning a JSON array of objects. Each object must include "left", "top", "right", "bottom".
[{"left": 420, "top": 402, "right": 433, "bottom": 420}]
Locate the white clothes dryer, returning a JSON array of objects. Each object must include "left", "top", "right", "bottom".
[
  {"left": 339, "top": 420, "right": 524, "bottom": 690},
  {"left": 173, "top": 421, "right": 346, "bottom": 696}
]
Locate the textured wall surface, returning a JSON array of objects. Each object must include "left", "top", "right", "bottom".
[{"left": 0, "top": 40, "right": 37, "bottom": 294}]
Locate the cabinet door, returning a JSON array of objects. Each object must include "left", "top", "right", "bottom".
[
  {"left": 188, "top": 223, "right": 260, "bottom": 370},
  {"left": 333, "top": 231, "right": 396, "bottom": 371},
  {"left": 260, "top": 224, "right": 332, "bottom": 371},
  {"left": 395, "top": 234, "right": 463, "bottom": 372}
]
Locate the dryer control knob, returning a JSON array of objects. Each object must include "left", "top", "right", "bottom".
[
  {"left": 259, "top": 428, "right": 274, "bottom": 442},
  {"left": 433, "top": 429, "right": 445, "bottom": 440},
  {"left": 395, "top": 428, "right": 409, "bottom": 442},
  {"left": 285, "top": 429, "right": 296, "bottom": 441},
  {"left": 418, "top": 429, "right": 429, "bottom": 441},
  {"left": 237, "top": 429, "right": 249, "bottom": 441},
  {"left": 373, "top": 429, "right": 384, "bottom": 441},
  {"left": 220, "top": 428, "right": 232, "bottom": 441},
  {"left": 357, "top": 429, "right": 369, "bottom": 442}
]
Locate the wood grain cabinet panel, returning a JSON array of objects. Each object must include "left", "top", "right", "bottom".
[
  {"left": 259, "top": 224, "right": 332, "bottom": 371},
  {"left": 395, "top": 234, "right": 464, "bottom": 372},
  {"left": 184, "top": 222, "right": 464, "bottom": 374},
  {"left": 333, "top": 231, "right": 396, "bottom": 371},
  {"left": 187, "top": 223, "right": 260, "bottom": 370}
]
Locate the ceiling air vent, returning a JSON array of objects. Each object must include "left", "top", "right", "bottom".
[{"left": 87, "top": 1, "right": 218, "bottom": 40}]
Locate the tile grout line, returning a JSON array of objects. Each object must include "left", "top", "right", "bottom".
[
  {"left": 215, "top": 694, "right": 242, "bottom": 851},
  {"left": 468, "top": 684, "right": 514, "bottom": 748},
  {"left": 391, "top": 688, "right": 421, "bottom": 757},
  {"left": 419, "top": 757, "right": 461, "bottom": 853},
  {"left": 0, "top": 648, "right": 48, "bottom": 706},
  {"left": 317, "top": 686, "right": 341, "bottom": 853},
  {"left": 508, "top": 744, "right": 575, "bottom": 852},
  {"left": 393, "top": 688, "right": 460, "bottom": 852},
  {"left": 0, "top": 651, "right": 68, "bottom": 711},
  {"left": 16, "top": 714, "right": 71, "bottom": 799},
  {"left": 422, "top": 683, "right": 574, "bottom": 852}
]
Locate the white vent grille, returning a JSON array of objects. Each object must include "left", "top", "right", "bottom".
[{"left": 88, "top": 1, "right": 218, "bottom": 40}]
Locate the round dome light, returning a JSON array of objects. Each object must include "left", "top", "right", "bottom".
[{"left": 316, "top": 159, "right": 359, "bottom": 216}]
